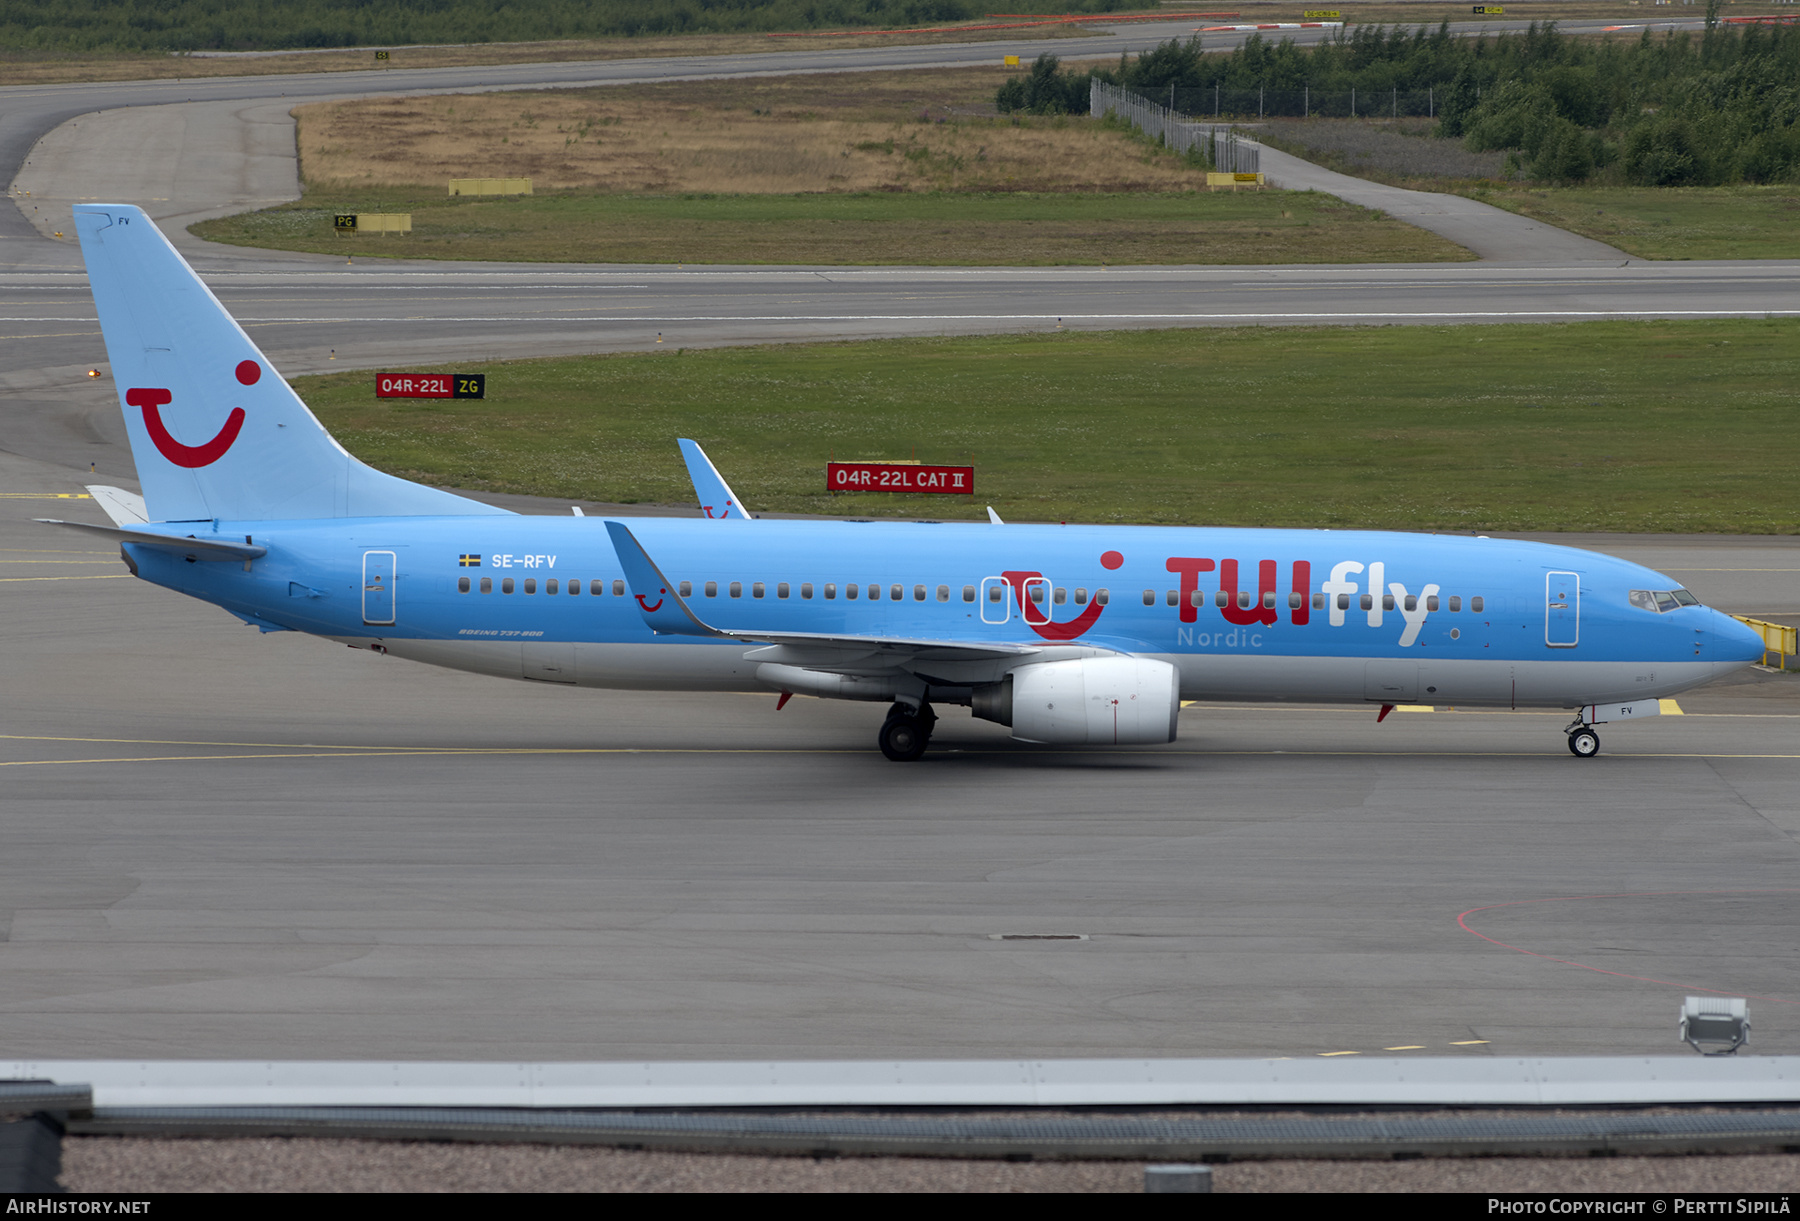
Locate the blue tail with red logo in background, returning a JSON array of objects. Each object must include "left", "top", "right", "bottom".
[{"left": 73, "top": 204, "right": 509, "bottom": 523}]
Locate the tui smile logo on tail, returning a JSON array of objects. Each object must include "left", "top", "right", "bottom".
[{"left": 127, "top": 360, "right": 259, "bottom": 468}]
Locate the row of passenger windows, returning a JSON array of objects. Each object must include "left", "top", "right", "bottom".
[
  {"left": 1140, "top": 589, "right": 1484, "bottom": 613},
  {"left": 453, "top": 575, "right": 1485, "bottom": 614},
  {"left": 459, "top": 576, "right": 627, "bottom": 595}
]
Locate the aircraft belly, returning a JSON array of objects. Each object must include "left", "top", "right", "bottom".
[
  {"left": 367, "top": 638, "right": 765, "bottom": 692},
  {"left": 1165, "top": 653, "right": 1720, "bottom": 708}
]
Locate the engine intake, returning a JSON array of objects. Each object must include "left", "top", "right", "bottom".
[{"left": 974, "top": 657, "right": 1180, "bottom": 745}]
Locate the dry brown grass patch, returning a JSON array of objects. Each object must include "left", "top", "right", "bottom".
[{"left": 296, "top": 67, "right": 1209, "bottom": 195}]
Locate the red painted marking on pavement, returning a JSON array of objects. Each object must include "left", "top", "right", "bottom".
[{"left": 1456, "top": 891, "right": 1800, "bottom": 1005}]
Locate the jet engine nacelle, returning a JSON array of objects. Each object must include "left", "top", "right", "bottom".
[{"left": 974, "top": 657, "right": 1181, "bottom": 745}]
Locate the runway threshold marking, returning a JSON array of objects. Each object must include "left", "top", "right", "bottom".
[{"left": 1457, "top": 890, "right": 1800, "bottom": 1006}]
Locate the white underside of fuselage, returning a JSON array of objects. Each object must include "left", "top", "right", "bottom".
[{"left": 338, "top": 636, "right": 1730, "bottom": 711}]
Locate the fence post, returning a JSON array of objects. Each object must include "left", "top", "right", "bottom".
[
  {"left": 1351, "top": 86, "right": 1355, "bottom": 117},
  {"left": 1260, "top": 84, "right": 1264, "bottom": 118},
  {"left": 1430, "top": 86, "right": 1434, "bottom": 118},
  {"left": 1393, "top": 85, "right": 1397, "bottom": 117},
  {"left": 1215, "top": 83, "right": 1219, "bottom": 117},
  {"left": 1304, "top": 85, "right": 1308, "bottom": 117}
]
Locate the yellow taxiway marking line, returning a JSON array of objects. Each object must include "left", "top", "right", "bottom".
[
  {"left": 1384, "top": 1046, "right": 1427, "bottom": 1051},
  {"left": 0, "top": 549, "right": 114, "bottom": 555},
  {"left": 0, "top": 559, "right": 127, "bottom": 564},
  {"left": 0, "top": 493, "right": 91, "bottom": 499},
  {"left": 1317, "top": 1051, "right": 1360, "bottom": 1057},
  {"left": 0, "top": 573, "right": 130, "bottom": 582},
  {"left": 1449, "top": 1040, "right": 1490, "bottom": 1046}
]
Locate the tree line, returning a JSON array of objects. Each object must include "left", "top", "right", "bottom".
[
  {"left": 3, "top": 0, "right": 1129, "bottom": 53},
  {"left": 997, "top": 21, "right": 1800, "bottom": 185}
]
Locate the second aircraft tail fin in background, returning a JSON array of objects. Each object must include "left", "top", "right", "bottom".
[{"left": 678, "top": 438, "right": 753, "bottom": 521}]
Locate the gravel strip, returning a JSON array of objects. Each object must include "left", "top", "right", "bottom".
[{"left": 60, "top": 1137, "right": 1800, "bottom": 1193}]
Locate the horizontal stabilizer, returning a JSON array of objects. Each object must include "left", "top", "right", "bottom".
[
  {"left": 85, "top": 485, "right": 149, "bottom": 526},
  {"left": 36, "top": 518, "right": 266, "bottom": 562}
]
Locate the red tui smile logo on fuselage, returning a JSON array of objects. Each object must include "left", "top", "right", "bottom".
[
  {"left": 999, "top": 550, "right": 1122, "bottom": 642},
  {"left": 127, "top": 360, "right": 259, "bottom": 469}
]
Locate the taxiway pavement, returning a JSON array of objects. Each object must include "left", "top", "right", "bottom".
[{"left": 3, "top": 447, "right": 1797, "bottom": 1063}]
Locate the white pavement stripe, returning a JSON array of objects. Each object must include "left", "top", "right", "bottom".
[{"left": 14, "top": 1056, "right": 1800, "bottom": 1107}]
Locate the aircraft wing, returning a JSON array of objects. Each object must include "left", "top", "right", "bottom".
[
  {"left": 36, "top": 518, "right": 267, "bottom": 562},
  {"left": 678, "top": 438, "right": 752, "bottom": 521},
  {"left": 603, "top": 520, "right": 1035, "bottom": 662}
]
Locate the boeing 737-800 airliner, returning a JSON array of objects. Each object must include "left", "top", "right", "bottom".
[{"left": 44, "top": 205, "right": 1766, "bottom": 760}]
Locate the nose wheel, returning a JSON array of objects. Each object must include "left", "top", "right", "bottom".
[
  {"left": 1567, "top": 725, "right": 1600, "bottom": 758},
  {"left": 879, "top": 701, "right": 935, "bottom": 762}
]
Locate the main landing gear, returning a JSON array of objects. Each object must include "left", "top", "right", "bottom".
[
  {"left": 1565, "top": 719, "right": 1601, "bottom": 759},
  {"left": 879, "top": 701, "right": 936, "bottom": 762}
]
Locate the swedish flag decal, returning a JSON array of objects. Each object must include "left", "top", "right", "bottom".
[{"left": 458, "top": 554, "right": 482, "bottom": 567}]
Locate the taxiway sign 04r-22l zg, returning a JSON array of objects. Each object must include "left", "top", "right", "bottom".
[{"left": 46, "top": 205, "right": 1765, "bottom": 761}]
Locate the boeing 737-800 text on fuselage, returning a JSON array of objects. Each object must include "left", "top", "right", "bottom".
[{"left": 45, "top": 206, "right": 1765, "bottom": 760}]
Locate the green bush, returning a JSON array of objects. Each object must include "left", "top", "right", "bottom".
[{"left": 1027, "top": 23, "right": 1800, "bottom": 186}]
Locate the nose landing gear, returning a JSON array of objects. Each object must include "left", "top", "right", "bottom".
[
  {"left": 879, "top": 701, "right": 936, "bottom": 762},
  {"left": 1565, "top": 720, "right": 1600, "bottom": 758}
]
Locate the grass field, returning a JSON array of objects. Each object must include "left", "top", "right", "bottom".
[
  {"left": 1470, "top": 186, "right": 1800, "bottom": 261},
  {"left": 1254, "top": 118, "right": 1800, "bottom": 261},
  {"left": 192, "top": 70, "right": 1466, "bottom": 264},
  {"left": 292, "top": 318, "right": 1800, "bottom": 534},
  {"left": 199, "top": 189, "right": 1460, "bottom": 265}
]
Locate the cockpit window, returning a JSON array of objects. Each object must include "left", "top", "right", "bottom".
[{"left": 1631, "top": 588, "right": 1703, "bottom": 613}]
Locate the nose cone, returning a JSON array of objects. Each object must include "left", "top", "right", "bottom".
[{"left": 1711, "top": 610, "right": 1767, "bottom": 668}]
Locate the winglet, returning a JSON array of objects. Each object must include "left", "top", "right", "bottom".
[
  {"left": 603, "top": 520, "right": 722, "bottom": 637},
  {"left": 678, "top": 439, "right": 753, "bottom": 520}
]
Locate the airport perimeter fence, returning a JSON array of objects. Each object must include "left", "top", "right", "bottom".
[
  {"left": 1146, "top": 84, "right": 1444, "bottom": 121},
  {"left": 1089, "top": 79, "right": 1259, "bottom": 174}
]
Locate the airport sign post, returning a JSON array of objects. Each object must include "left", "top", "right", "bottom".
[
  {"left": 376, "top": 373, "right": 486, "bottom": 399},
  {"left": 827, "top": 461, "right": 974, "bottom": 495}
]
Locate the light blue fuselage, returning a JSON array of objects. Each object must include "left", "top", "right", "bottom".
[{"left": 123, "top": 516, "right": 1763, "bottom": 709}]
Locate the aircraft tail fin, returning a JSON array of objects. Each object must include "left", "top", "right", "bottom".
[
  {"left": 678, "top": 438, "right": 752, "bottom": 520},
  {"left": 73, "top": 205, "right": 510, "bottom": 523}
]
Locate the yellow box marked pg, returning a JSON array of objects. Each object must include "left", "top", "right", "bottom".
[
  {"left": 448, "top": 178, "right": 533, "bottom": 196},
  {"left": 1004, "top": 55, "right": 1019, "bottom": 67},
  {"left": 1207, "top": 172, "right": 1266, "bottom": 189},
  {"left": 335, "top": 213, "right": 411, "bottom": 235}
]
